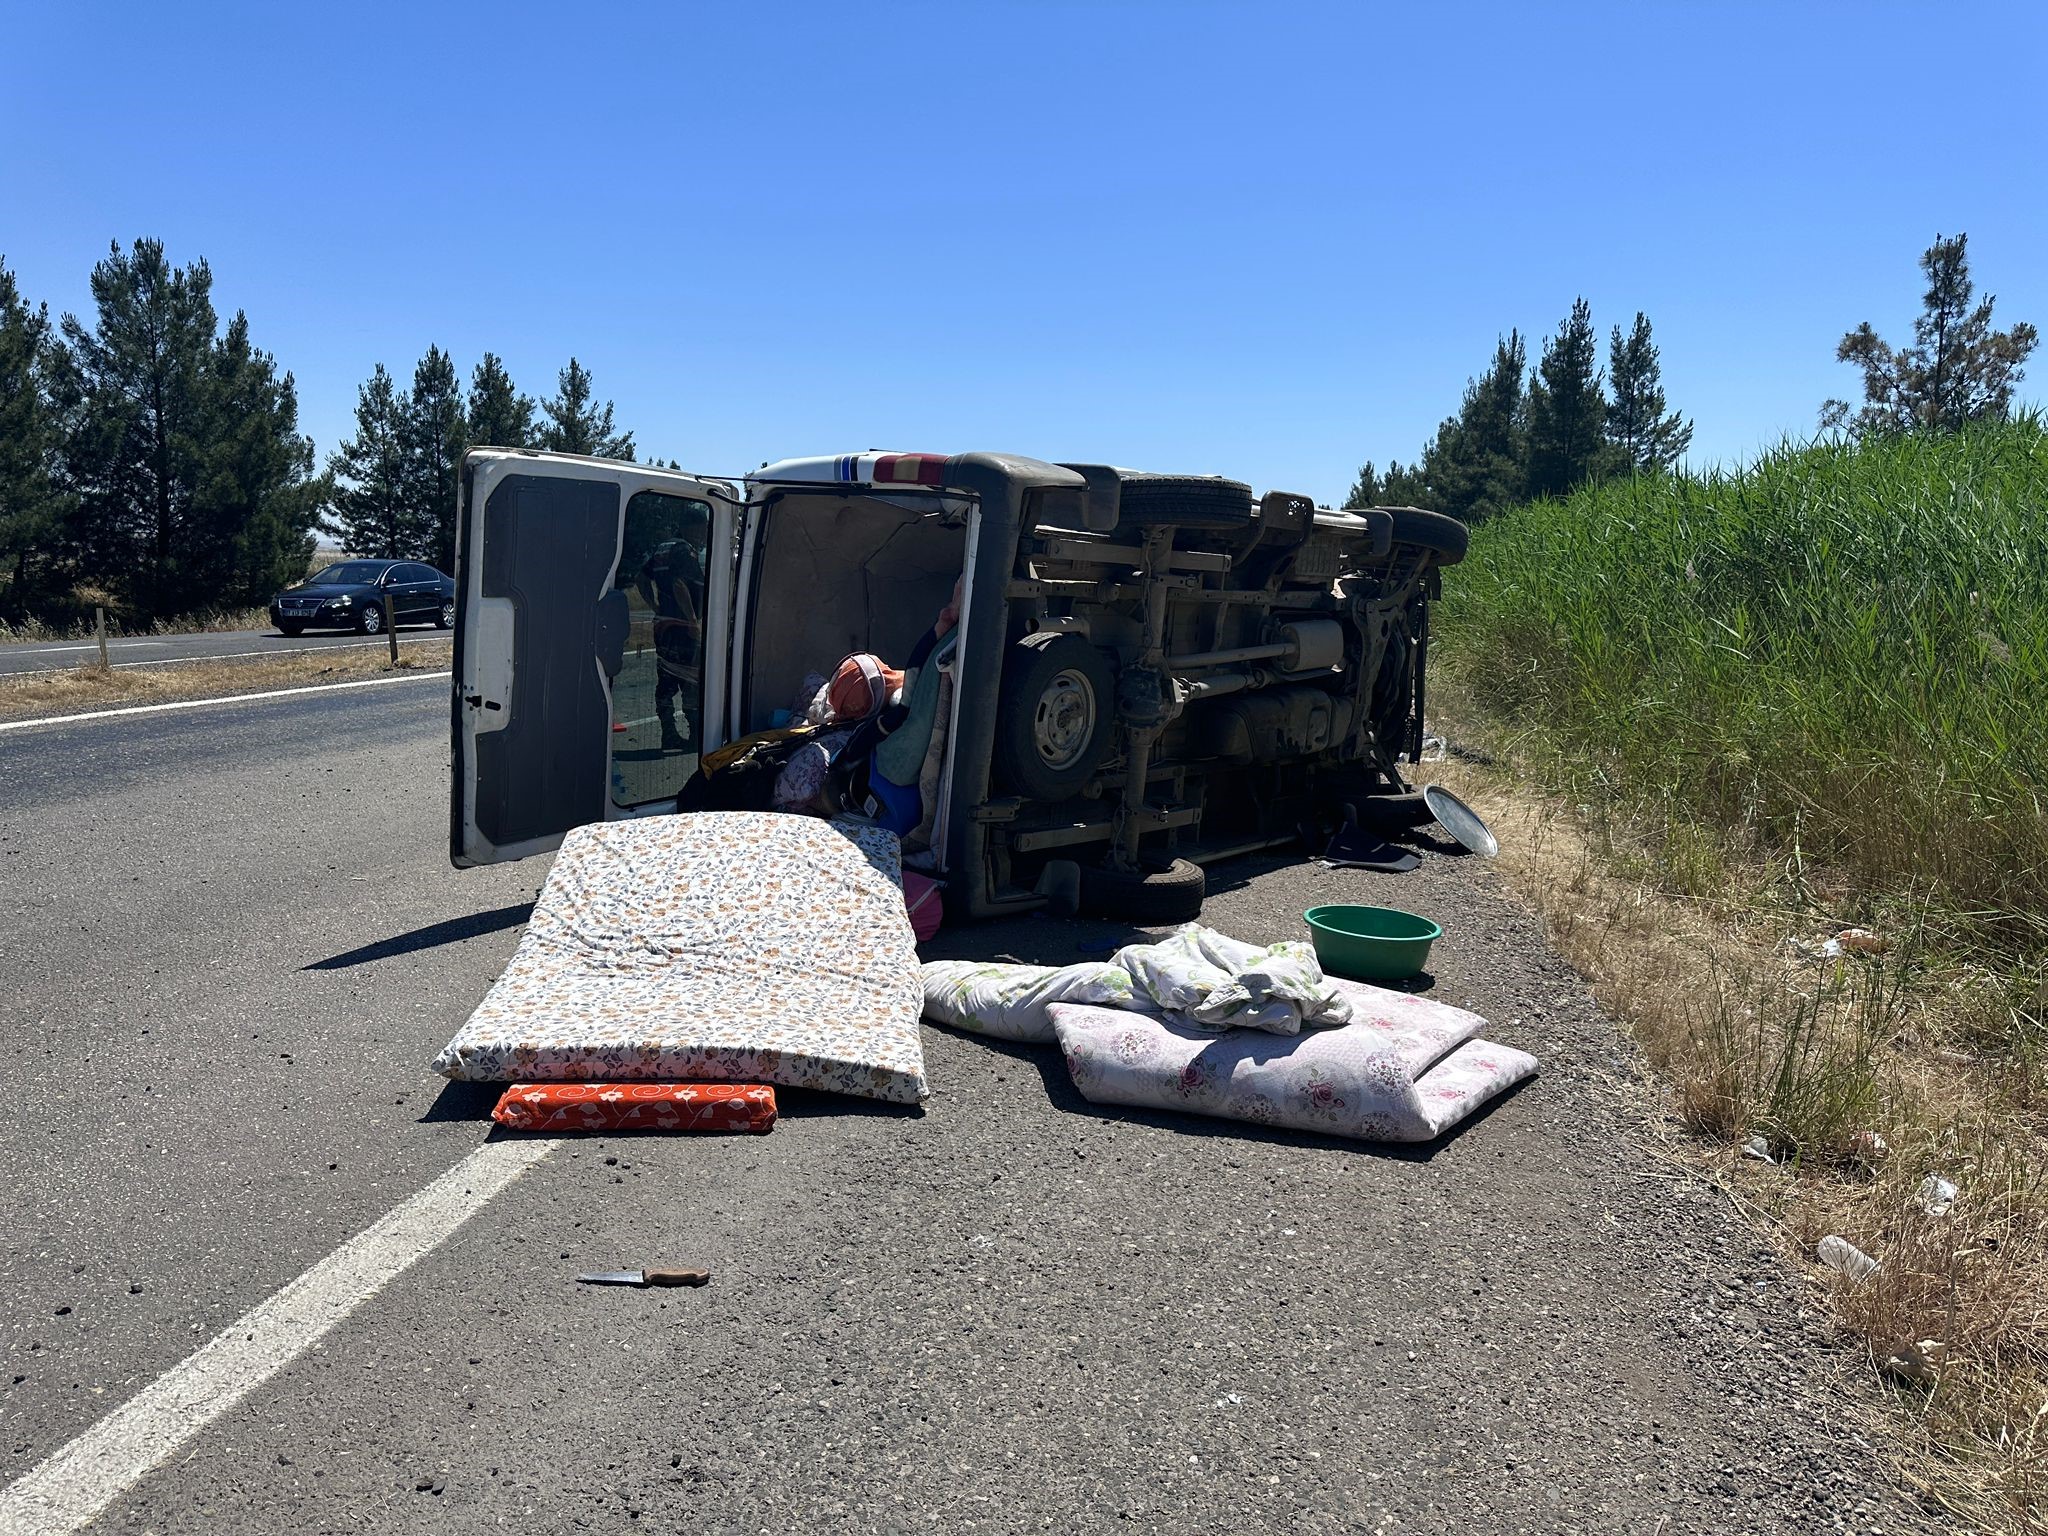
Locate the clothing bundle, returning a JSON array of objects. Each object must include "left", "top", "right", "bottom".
[{"left": 920, "top": 924, "right": 1352, "bottom": 1043}]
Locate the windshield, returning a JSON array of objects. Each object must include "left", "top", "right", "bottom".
[{"left": 308, "top": 561, "right": 388, "bottom": 587}]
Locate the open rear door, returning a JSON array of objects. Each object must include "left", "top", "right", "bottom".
[{"left": 452, "top": 450, "right": 738, "bottom": 867}]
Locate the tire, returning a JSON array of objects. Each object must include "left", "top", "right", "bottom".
[
  {"left": 1078, "top": 856, "right": 1206, "bottom": 924},
  {"left": 1385, "top": 506, "right": 1469, "bottom": 565},
  {"left": 1115, "top": 472, "right": 1255, "bottom": 528},
  {"left": 357, "top": 604, "right": 385, "bottom": 636},
  {"left": 994, "top": 633, "right": 1114, "bottom": 800},
  {"left": 277, "top": 621, "right": 305, "bottom": 637},
  {"left": 435, "top": 598, "right": 455, "bottom": 629}
]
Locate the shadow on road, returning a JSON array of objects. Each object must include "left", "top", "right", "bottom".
[
  {"left": 418, "top": 1080, "right": 502, "bottom": 1123},
  {"left": 304, "top": 901, "right": 533, "bottom": 970}
]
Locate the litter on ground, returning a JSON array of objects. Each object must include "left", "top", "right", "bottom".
[
  {"left": 1912, "top": 1174, "right": 1958, "bottom": 1216},
  {"left": 1817, "top": 1234, "right": 1881, "bottom": 1283}
]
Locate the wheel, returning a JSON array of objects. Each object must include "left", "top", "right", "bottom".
[
  {"left": 1115, "top": 472, "right": 1255, "bottom": 528},
  {"left": 1078, "top": 856, "right": 1206, "bottom": 924},
  {"left": 278, "top": 621, "right": 305, "bottom": 637},
  {"left": 435, "top": 598, "right": 454, "bottom": 630},
  {"left": 1384, "top": 506, "right": 1468, "bottom": 565},
  {"left": 994, "top": 633, "right": 1114, "bottom": 800},
  {"left": 357, "top": 603, "right": 385, "bottom": 635}
]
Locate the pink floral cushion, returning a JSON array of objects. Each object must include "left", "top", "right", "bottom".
[{"left": 1048, "top": 977, "right": 1535, "bottom": 1143}]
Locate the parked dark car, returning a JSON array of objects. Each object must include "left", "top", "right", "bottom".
[{"left": 270, "top": 560, "right": 455, "bottom": 636}]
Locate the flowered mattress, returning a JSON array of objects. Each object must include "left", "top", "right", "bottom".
[
  {"left": 1050, "top": 977, "right": 1535, "bottom": 1143},
  {"left": 432, "top": 813, "right": 929, "bottom": 1103}
]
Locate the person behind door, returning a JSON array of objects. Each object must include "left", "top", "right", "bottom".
[{"left": 637, "top": 532, "right": 704, "bottom": 752}]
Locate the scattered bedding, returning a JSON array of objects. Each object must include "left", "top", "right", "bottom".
[
  {"left": 919, "top": 924, "right": 1352, "bottom": 1043},
  {"left": 1050, "top": 976, "right": 1536, "bottom": 1143},
  {"left": 433, "top": 813, "right": 928, "bottom": 1103},
  {"left": 491, "top": 1082, "right": 778, "bottom": 1133},
  {"left": 1111, "top": 926, "right": 1351, "bottom": 1036},
  {"left": 920, "top": 959, "right": 1140, "bottom": 1042}
]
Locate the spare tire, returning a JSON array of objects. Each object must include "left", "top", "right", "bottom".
[
  {"left": 1115, "top": 473, "right": 1255, "bottom": 528},
  {"left": 1078, "top": 855, "right": 1206, "bottom": 924},
  {"left": 1384, "top": 506, "right": 1469, "bottom": 565},
  {"left": 994, "top": 632, "right": 1115, "bottom": 800}
]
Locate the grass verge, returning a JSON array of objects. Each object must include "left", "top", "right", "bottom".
[
  {"left": 0, "top": 640, "right": 451, "bottom": 723},
  {"left": 0, "top": 606, "right": 275, "bottom": 644},
  {"left": 1422, "top": 743, "right": 2045, "bottom": 1530},
  {"left": 1434, "top": 422, "right": 2048, "bottom": 1532}
]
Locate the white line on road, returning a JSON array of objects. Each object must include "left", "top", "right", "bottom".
[
  {"left": 0, "top": 1136, "right": 559, "bottom": 1536},
  {"left": 0, "top": 671, "right": 452, "bottom": 733},
  {"left": 3, "top": 635, "right": 442, "bottom": 679}
]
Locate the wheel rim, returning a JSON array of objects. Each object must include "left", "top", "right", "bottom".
[
  {"left": 362, "top": 609, "right": 382, "bottom": 633},
  {"left": 440, "top": 601, "right": 454, "bottom": 626},
  {"left": 1033, "top": 668, "right": 1097, "bottom": 770}
]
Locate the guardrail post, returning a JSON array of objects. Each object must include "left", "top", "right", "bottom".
[
  {"left": 382, "top": 596, "right": 399, "bottom": 663},
  {"left": 95, "top": 606, "right": 109, "bottom": 671}
]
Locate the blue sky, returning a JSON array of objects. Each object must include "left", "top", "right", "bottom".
[{"left": 5, "top": 1, "right": 2043, "bottom": 504}]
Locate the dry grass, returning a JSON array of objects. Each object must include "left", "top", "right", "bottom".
[
  {"left": 1423, "top": 716, "right": 2048, "bottom": 1533},
  {"left": 0, "top": 605, "right": 272, "bottom": 644},
  {"left": 0, "top": 641, "right": 451, "bottom": 722}
]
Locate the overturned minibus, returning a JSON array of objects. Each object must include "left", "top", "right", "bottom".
[{"left": 449, "top": 449, "right": 1466, "bottom": 922}]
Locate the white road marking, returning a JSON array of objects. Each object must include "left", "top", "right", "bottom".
[
  {"left": 0, "top": 1137, "right": 558, "bottom": 1536},
  {"left": 2, "top": 635, "right": 442, "bottom": 680},
  {"left": 0, "top": 671, "right": 451, "bottom": 733}
]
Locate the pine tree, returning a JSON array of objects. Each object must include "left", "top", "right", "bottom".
[
  {"left": 1343, "top": 462, "right": 1385, "bottom": 508},
  {"left": 466, "top": 352, "right": 533, "bottom": 449},
  {"left": 1526, "top": 298, "right": 1608, "bottom": 499},
  {"left": 328, "top": 365, "right": 409, "bottom": 556},
  {"left": 1380, "top": 459, "right": 1428, "bottom": 506},
  {"left": 401, "top": 345, "right": 465, "bottom": 569},
  {"left": 1821, "top": 233, "right": 2040, "bottom": 435},
  {"left": 189, "top": 312, "right": 323, "bottom": 608},
  {"left": 56, "top": 243, "right": 320, "bottom": 618},
  {"left": 1605, "top": 312, "right": 1692, "bottom": 473},
  {"left": 1412, "top": 333, "right": 1527, "bottom": 524},
  {"left": 0, "top": 259, "right": 70, "bottom": 621},
  {"left": 538, "top": 358, "right": 635, "bottom": 460},
  {"left": 57, "top": 239, "right": 220, "bottom": 614}
]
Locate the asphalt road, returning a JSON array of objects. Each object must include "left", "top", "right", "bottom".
[
  {"left": 0, "top": 626, "right": 446, "bottom": 679},
  {"left": 0, "top": 688, "right": 1931, "bottom": 1534}
]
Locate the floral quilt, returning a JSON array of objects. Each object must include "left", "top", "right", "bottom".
[
  {"left": 432, "top": 813, "right": 929, "bottom": 1103},
  {"left": 1049, "top": 976, "right": 1536, "bottom": 1143}
]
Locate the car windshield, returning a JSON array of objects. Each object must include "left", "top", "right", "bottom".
[{"left": 309, "top": 562, "right": 387, "bottom": 587}]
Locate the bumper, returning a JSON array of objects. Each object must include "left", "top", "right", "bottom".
[{"left": 272, "top": 604, "right": 353, "bottom": 628}]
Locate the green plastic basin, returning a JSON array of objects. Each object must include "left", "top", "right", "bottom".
[{"left": 1304, "top": 904, "right": 1442, "bottom": 981}]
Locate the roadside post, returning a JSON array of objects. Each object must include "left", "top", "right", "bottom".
[
  {"left": 95, "top": 606, "right": 109, "bottom": 671},
  {"left": 383, "top": 597, "right": 399, "bottom": 664}
]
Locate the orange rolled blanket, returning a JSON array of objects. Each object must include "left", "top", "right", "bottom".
[{"left": 490, "top": 1083, "right": 777, "bottom": 1134}]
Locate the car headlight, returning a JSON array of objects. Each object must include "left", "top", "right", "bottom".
[{"left": 332, "top": 595, "right": 352, "bottom": 607}]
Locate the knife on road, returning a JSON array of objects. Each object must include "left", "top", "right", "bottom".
[{"left": 575, "top": 1268, "right": 710, "bottom": 1288}]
